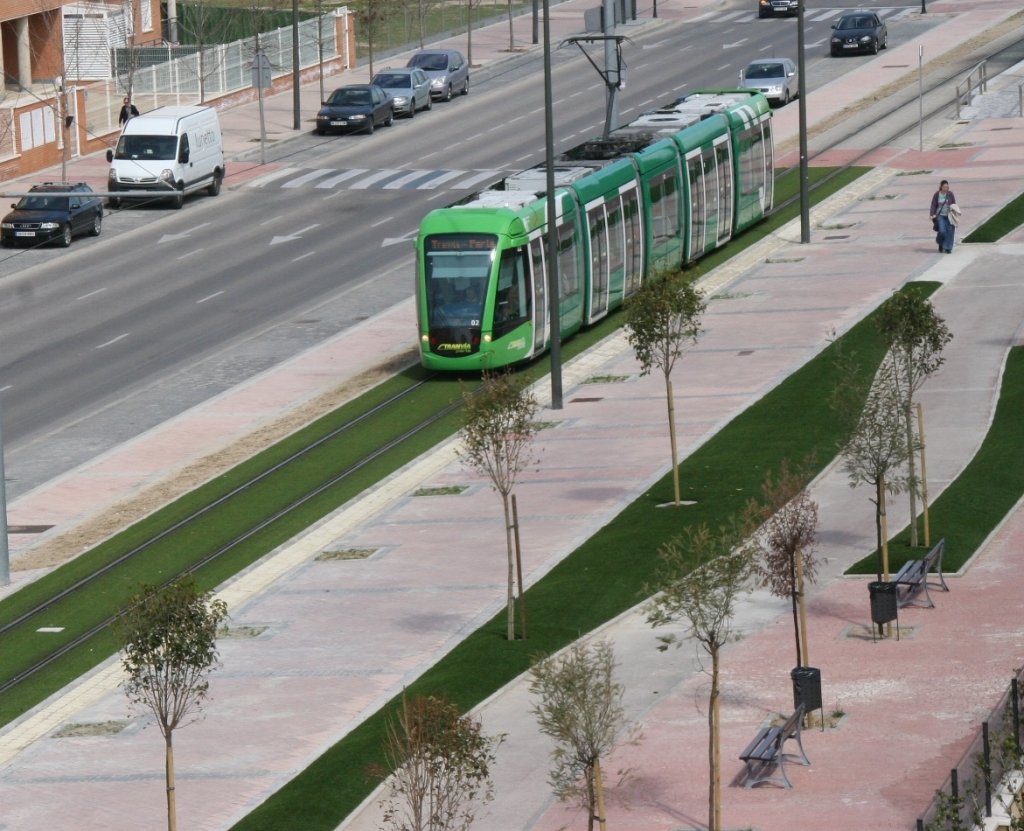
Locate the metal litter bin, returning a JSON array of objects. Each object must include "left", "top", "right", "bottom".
[
  {"left": 791, "top": 666, "right": 822, "bottom": 715},
  {"left": 869, "top": 580, "right": 899, "bottom": 625}
]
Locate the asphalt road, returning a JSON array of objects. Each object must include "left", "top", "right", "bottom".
[{"left": 0, "top": 2, "right": 939, "bottom": 498}]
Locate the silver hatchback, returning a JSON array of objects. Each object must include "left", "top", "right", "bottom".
[
  {"left": 406, "top": 49, "right": 470, "bottom": 101},
  {"left": 739, "top": 58, "right": 799, "bottom": 106},
  {"left": 371, "top": 67, "right": 433, "bottom": 117}
]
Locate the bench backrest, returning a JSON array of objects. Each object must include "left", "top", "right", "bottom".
[
  {"left": 924, "top": 538, "right": 945, "bottom": 569},
  {"left": 780, "top": 702, "right": 806, "bottom": 740}
]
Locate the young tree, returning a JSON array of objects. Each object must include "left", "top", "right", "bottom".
[
  {"left": 117, "top": 577, "right": 228, "bottom": 831},
  {"left": 624, "top": 268, "right": 706, "bottom": 506},
  {"left": 745, "top": 459, "right": 819, "bottom": 667},
  {"left": 645, "top": 523, "right": 755, "bottom": 831},
  {"left": 529, "top": 638, "right": 637, "bottom": 831},
  {"left": 458, "top": 371, "right": 540, "bottom": 641},
  {"left": 375, "top": 693, "right": 501, "bottom": 831},
  {"left": 836, "top": 355, "right": 915, "bottom": 580},
  {"left": 875, "top": 290, "right": 952, "bottom": 547}
]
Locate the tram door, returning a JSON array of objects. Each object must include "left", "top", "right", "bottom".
[{"left": 529, "top": 235, "right": 548, "bottom": 354}]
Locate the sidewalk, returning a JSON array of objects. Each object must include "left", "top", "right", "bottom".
[{"left": 2, "top": 1, "right": 1024, "bottom": 830}]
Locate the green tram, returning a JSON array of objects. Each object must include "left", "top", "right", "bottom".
[{"left": 416, "top": 90, "right": 773, "bottom": 371}]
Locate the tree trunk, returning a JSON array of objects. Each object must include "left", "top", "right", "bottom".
[
  {"left": 507, "top": 0, "right": 514, "bottom": 50},
  {"left": 165, "top": 730, "right": 177, "bottom": 831},
  {"left": 789, "top": 552, "right": 801, "bottom": 666},
  {"left": 918, "top": 403, "right": 931, "bottom": 547},
  {"left": 586, "top": 763, "right": 596, "bottom": 831},
  {"left": 796, "top": 549, "right": 810, "bottom": 668},
  {"left": 502, "top": 492, "right": 516, "bottom": 640},
  {"left": 709, "top": 645, "right": 721, "bottom": 831},
  {"left": 665, "top": 374, "right": 681, "bottom": 505},
  {"left": 905, "top": 401, "right": 919, "bottom": 547},
  {"left": 879, "top": 479, "right": 891, "bottom": 581},
  {"left": 873, "top": 479, "right": 884, "bottom": 582},
  {"left": 594, "top": 757, "right": 608, "bottom": 831}
]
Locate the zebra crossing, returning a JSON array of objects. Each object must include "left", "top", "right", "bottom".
[
  {"left": 692, "top": 6, "right": 917, "bottom": 23},
  {"left": 247, "top": 166, "right": 512, "bottom": 193}
]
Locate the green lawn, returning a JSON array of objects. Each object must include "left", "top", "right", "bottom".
[
  {"left": 963, "top": 190, "right": 1024, "bottom": 243},
  {"left": 848, "top": 346, "right": 1024, "bottom": 575}
]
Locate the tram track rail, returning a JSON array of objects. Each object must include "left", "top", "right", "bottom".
[{"left": 0, "top": 371, "right": 473, "bottom": 714}]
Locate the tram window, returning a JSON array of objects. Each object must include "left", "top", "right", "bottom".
[
  {"left": 607, "top": 199, "right": 625, "bottom": 283},
  {"left": 588, "top": 205, "right": 609, "bottom": 301},
  {"left": 424, "top": 233, "right": 496, "bottom": 326},
  {"left": 717, "top": 141, "right": 733, "bottom": 242},
  {"left": 762, "top": 120, "right": 775, "bottom": 209},
  {"left": 703, "top": 149, "right": 719, "bottom": 244},
  {"left": 650, "top": 171, "right": 679, "bottom": 248},
  {"left": 495, "top": 247, "right": 530, "bottom": 326},
  {"left": 557, "top": 222, "right": 579, "bottom": 300},
  {"left": 738, "top": 124, "right": 766, "bottom": 201},
  {"left": 688, "top": 154, "right": 705, "bottom": 258},
  {"left": 623, "top": 190, "right": 642, "bottom": 293}
]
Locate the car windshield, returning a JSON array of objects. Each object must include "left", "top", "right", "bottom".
[
  {"left": 746, "top": 63, "right": 784, "bottom": 79},
  {"left": 328, "top": 89, "right": 370, "bottom": 106},
  {"left": 373, "top": 73, "right": 411, "bottom": 88},
  {"left": 409, "top": 54, "right": 448, "bottom": 71},
  {"left": 18, "top": 195, "right": 70, "bottom": 211},
  {"left": 114, "top": 135, "right": 177, "bottom": 160},
  {"left": 838, "top": 15, "right": 871, "bottom": 29}
]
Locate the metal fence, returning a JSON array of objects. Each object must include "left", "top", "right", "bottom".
[
  {"left": 916, "top": 668, "right": 1024, "bottom": 831},
  {"left": 78, "top": 10, "right": 349, "bottom": 143}
]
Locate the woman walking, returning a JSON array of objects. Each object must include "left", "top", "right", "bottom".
[{"left": 930, "top": 179, "right": 957, "bottom": 253}]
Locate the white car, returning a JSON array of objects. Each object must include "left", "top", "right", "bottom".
[{"left": 739, "top": 58, "right": 799, "bottom": 106}]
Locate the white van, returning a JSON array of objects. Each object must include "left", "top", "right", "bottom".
[{"left": 106, "top": 105, "right": 225, "bottom": 209}]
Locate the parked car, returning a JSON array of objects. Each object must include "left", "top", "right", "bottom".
[
  {"left": 739, "top": 58, "right": 799, "bottom": 106},
  {"left": 370, "top": 68, "right": 433, "bottom": 117},
  {"left": 315, "top": 85, "right": 394, "bottom": 135},
  {"left": 830, "top": 10, "right": 888, "bottom": 56},
  {"left": 1, "top": 182, "right": 103, "bottom": 248},
  {"left": 757, "top": 0, "right": 798, "bottom": 18},
  {"left": 406, "top": 49, "right": 470, "bottom": 101}
]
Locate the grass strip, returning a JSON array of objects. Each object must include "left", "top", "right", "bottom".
[
  {"left": 963, "top": 190, "right": 1024, "bottom": 243},
  {"left": 231, "top": 281, "right": 926, "bottom": 830},
  {"left": 847, "top": 346, "right": 1024, "bottom": 575}
]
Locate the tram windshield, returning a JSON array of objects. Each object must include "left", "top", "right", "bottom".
[{"left": 423, "top": 233, "right": 496, "bottom": 328}]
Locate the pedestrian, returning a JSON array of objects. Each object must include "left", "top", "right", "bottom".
[
  {"left": 118, "top": 97, "right": 139, "bottom": 127},
  {"left": 929, "top": 179, "right": 957, "bottom": 254}
]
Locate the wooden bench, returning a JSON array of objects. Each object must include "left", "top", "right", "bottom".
[
  {"left": 893, "top": 538, "right": 948, "bottom": 609},
  {"left": 739, "top": 703, "right": 810, "bottom": 789}
]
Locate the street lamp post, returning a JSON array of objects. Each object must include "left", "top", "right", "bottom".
[
  {"left": 797, "top": 0, "right": 810, "bottom": 243},
  {"left": 542, "top": 0, "right": 563, "bottom": 409}
]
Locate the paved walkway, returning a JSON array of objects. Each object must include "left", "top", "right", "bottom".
[{"left": 2, "top": 1, "right": 1024, "bottom": 830}]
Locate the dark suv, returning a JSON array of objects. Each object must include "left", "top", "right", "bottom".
[{"left": 1, "top": 182, "right": 103, "bottom": 248}]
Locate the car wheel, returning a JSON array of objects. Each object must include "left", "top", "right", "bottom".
[
  {"left": 425, "top": 96, "right": 433, "bottom": 111},
  {"left": 109, "top": 196, "right": 121, "bottom": 209},
  {"left": 882, "top": 34, "right": 888, "bottom": 49},
  {"left": 366, "top": 118, "right": 374, "bottom": 135},
  {"left": 782, "top": 89, "right": 790, "bottom": 106},
  {"left": 58, "top": 223, "right": 73, "bottom": 247},
  {"left": 89, "top": 211, "right": 103, "bottom": 237},
  {"left": 407, "top": 102, "right": 415, "bottom": 118},
  {"left": 172, "top": 186, "right": 184, "bottom": 210},
  {"left": 870, "top": 38, "right": 878, "bottom": 54},
  {"left": 207, "top": 170, "right": 223, "bottom": 197},
  {"left": 315, "top": 127, "right": 326, "bottom": 135},
  {"left": 444, "top": 84, "right": 452, "bottom": 102},
  {"left": 385, "top": 109, "right": 394, "bottom": 127},
  {"left": 462, "top": 77, "right": 469, "bottom": 95}
]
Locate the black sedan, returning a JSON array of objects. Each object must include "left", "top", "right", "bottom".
[
  {"left": 315, "top": 85, "right": 394, "bottom": 135},
  {"left": 830, "top": 11, "right": 888, "bottom": 56},
  {"left": 1, "top": 182, "right": 103, "bottom": 248}
]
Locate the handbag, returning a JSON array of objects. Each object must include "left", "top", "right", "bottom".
[{"left": 932, "top": 217, "right": 940, "bottom": 232}]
